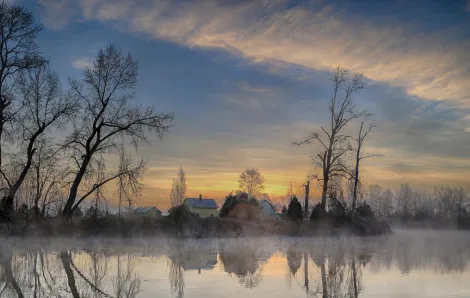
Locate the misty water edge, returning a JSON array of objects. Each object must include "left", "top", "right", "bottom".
[{"left": 1, "top": 230, "right": 470, "bottom": 298}]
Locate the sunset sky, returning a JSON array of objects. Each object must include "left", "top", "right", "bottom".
[{"left": 14, "top": 0, "right": 470, "bottom": 208}]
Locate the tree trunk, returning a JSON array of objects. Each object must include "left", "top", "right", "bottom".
[
  {"left": 352, "top": 258, "right": 358, "bottom": 298},
  {"left": 60, "top": 251, "right": 81, "bottom": 298},
  {"left": 34, "top": 159, "right": 41, "bottom": 219},
  {"left": 303, "top": 251, "right": 309, "bottom": 292},
  {"left": 2, "top": 254, "right": 26, "bottom": 298},
  {"left": 5, "top": 130, "right": 41, "bottom": 213},
  {"left": 352, "top": 147, "right": 361, "bottom": 217},
  {"left": 320, "top": 177, "right": 328, "bottom": 210},
  {"left": 304, "top": 180, "right": 310, "bottom": 219},
  {"left": 6, "top": 155, "right": 34, "bottom": 210},
  {"left": 320, "top": 261, "right": 328, "bottom": 298},
  {"left": 62, "top": 156, "right": 91, "bottom": 218}
]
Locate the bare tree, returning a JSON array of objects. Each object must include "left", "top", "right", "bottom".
[
  {"left": 61, "top": 44, "right": 174, "bottom": 218},
  {"left": 239, "top": 168, "right": 265, "bottom": 200},
  {"left": 0, "top": 3, "right": 45, "bottom": 185},
  {"left": 170, "top": 166, "right": 186, "bottom": 208},
  {"left": 0, "top": 64, "right": 74, "bottom": 217},
  {"left": 294, "top": 66, "right": 367, "bottom": 211},
  {"left": 117, "top": 144, "right": 143, "bottom": 216},
  {"left": 31, "top": 139, "right": 67, "bottom": 218},
  {"left": 351, "top": 117, "right": 378, "bottom": 216}
]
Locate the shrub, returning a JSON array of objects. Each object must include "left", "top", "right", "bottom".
[
  {"left": 220, "top": 191, "right": 259, "bottom": 220},
  {"left": 309, "top": 203, "right": 327, "bottom": 221},
  {"left": 355, "top": 201, "right": 374, "bottom": 218}
]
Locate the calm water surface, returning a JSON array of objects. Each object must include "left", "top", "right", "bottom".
[{"left": 1, "top": 229, "right": 470, "bottom": 298}]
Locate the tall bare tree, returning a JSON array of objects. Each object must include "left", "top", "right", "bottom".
[
  {"left": 239, "top": 168, "right": 265, "bottom": 200},
  {"left": 1, "top": 65, "right": 74, "bottom": 217},
  {"left": 294, "top": 67, "right": 368, "bottom": 211},
  {"left": 351, "top": 117, "right": 378, "bottom": 216},
  {"left": 61, "top": 44, "right": 173, "bottom": 218},
  {"left": 170, "top": 166, "right": 186, "bottom": 207},
  {"left": 0, "top": 3, "right": 46, "bottom": 214},
  {"left": 0, "top": 2, "right": 45, "bottom": 171}
]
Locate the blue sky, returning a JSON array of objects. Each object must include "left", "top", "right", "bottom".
[{"left": 11, "top": 0, "right": 470, "bottom": 207}]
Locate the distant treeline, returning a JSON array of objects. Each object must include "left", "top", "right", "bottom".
[{"left": 360, "top": 183, "right": 470, "bottom": 228}]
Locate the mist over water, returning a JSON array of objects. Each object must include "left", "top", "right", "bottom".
[{"left": 1, "top": 230, "right": 469, "bottom": 298}]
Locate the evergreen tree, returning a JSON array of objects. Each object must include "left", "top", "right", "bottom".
[{"left": 287, "top": 196, "right": 303, "bottom": 222}]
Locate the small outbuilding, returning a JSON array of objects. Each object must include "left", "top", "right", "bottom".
[{"left": 133, "top": 207, "right": 162, "bottom": 217}]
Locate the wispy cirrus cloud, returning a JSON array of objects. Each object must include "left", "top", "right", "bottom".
[{"left": 38, "top": 0, "right": 470, "bottom": 109}]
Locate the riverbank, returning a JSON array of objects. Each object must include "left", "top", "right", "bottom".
[{"left": 0, "top": 206, "right": 393, "bottom": 238}]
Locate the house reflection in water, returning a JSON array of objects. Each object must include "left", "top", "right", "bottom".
[{"left": 167, "top": 241, "right": 218, "bottom": 298}]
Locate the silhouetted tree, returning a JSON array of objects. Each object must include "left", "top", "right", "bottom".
[
  {"left": 61, "top": 44, "right": 174, "bottom": 218},
  {"left": 0, "top": 2, "right": 45, "bottom": 183},
  {"left": 295, "top": 67, "right": 368, "bottom": 212},
  {"left": 351, "top": 116, "right": 378, "bottom": 216},
  {"left": 287, "top": 196, "right": 303, "bottom": 222},
  {"left": 0, "top": 64, "right": 74, "bottom": 219}
]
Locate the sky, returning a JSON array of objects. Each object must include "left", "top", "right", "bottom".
[{"left": 10, "top": 0, "right": 470, "bottom": 208}]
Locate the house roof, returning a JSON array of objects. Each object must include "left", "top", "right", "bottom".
[
  {"left": 185, "top": 198, "right": 219, "bottom": 209},
  {"left": 259, "top": 199, "right": 275, "bottom": 208},
  {"left": 133, "top": 207, "right": 160, "bottom": 214}
]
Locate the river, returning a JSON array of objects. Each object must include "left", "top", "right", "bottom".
[{"left": 0, "top": 229, "right": 469, "bottom": 297}]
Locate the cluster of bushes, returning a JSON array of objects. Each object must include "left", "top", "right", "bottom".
[{"left": 219, "top": 191, "right": 260, "bottom": 221}]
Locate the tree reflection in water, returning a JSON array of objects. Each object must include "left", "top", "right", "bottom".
[
  {"left": 113, "top": 255, "right": 141, "bottom": 298},
  {"left": 0, "top": 248, "right": 142, "bottom": 298},
  {"left": 0, "top": 233, "right": 469, "bottom": 298},
  {"left": 219, "top": 241, "right": 275, "bottom": 289},
  {"left": 283, "top": 243, "right": 369, "bottom": 298}
]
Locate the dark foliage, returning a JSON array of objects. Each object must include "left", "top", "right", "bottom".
[
  {"left": 219, "top": 191, "right": 258, "bottom": 218},
  {"left": 281, "top": 206, "right": 287, "bottom": 219},
  {"left": 73, "top": 207, "right": 83, "bottom": 217},
  {"left": 328, "top": 196, "right": 346, "bottom": 217},
  {"left": 287, "top": 196, "right": 303, "bottom": 222},
  {"left": 355, "top": 201, "right": 374, "bottom": 218},
  {"left": 309, "top": 203, "right": 327, "bottom": 221}
]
